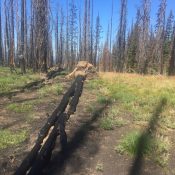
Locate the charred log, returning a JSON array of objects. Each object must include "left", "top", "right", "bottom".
[{"left": 14, "top": 75, "right": 85, "bottom": 175}]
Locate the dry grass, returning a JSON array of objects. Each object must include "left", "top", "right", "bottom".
[{"left": 91, "top": 72, "right": 175, "bottom": 166}]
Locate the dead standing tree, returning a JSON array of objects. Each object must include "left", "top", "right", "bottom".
[
  {"left": 94, "top": 14, "right": 101, "bottom": 67},
  {"left": 33, "top": 0, "right": 49, "bottom": 73},
  {"left": 155, "top": 0, "right": 166, "bottom": 74},
  {"left": 59, "top": 7, "right": 64, "bottom": 67},
  {"left": 168, "top": 33, "right": 175, "bottom": 75},
  {"left": 115, "top": 0, "right": 127, "bottom": 72},
  {"left": 55, "top": 10, "right": 59, "bottom": 65},
  {"left": 137, "top": 0, "right": 151, "bottom": 74},
  {"left": 20, "top": 0, "right": 26, "bottom": 74},
  {"left": 69, "top": 0, "right": 78, "bottom": 69},
  {"left": 0, "top": 1, "right": 3, "bottom": 65},
  {"left": 8, "top": 0, "right": 15, "bottom": 71},
  {"left": 82, "top": 0, "right": 91, "bottom": 62}
]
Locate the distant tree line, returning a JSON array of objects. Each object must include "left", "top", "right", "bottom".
[{"left": 0, "top": 0, "right": 175, "bottom": 75}]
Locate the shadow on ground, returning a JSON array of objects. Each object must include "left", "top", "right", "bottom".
[
  {"left": 128, "top": 97, "right": 167, "bottom": 175},
  {"left": 44, "top": 101, "right": 111, "bottom": 175}
]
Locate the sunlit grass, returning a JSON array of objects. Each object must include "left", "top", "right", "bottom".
[
  {"left": 0, "top": 129, "right": 28, "bottom": 149},
  {"left": 6, "top": 99, "right": 41, "bottom": 113},
  {"left": 90, "top": 72, "right": 175, "bottom": 167},
  {"left": 0, "top": 67, "right": 41, "bottom": 94},
  {"left": 115, "top": 130, "right": 170, "bottom": 167},
  {"left": 37, "top": 84, "right": 63, "bottom": 97},
  {"left": 100, "top": 105, "right": 128, "bottom": 130},
  {"left": 99, "top": 72, "right": 175, "bottom": 128},
  {"left": 7, "top": 102, "right": 33, "bottom": 113}
]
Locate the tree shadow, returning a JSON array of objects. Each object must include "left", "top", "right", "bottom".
[
  {"left": 44, "top": 101, "right": 111, "bottom": 175},
  {"left": 128, "top": 97, "right": 167, "bottom": 175}
]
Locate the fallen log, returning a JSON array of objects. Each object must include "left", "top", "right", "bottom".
[
  {"left": 14, "top": 75, "right": 85, "bottom": 175},
  {"left": 67, "top": 75, "right": 85, "bottom": 115},
  {"left": 22, "top": 79, "right": 45, "bottom": 90},
  {"left": 27, "top": 119, "right": 60, "bottom": 175},
  {"left": 47, "top": 67, "right": 64, "bottom": 79}
]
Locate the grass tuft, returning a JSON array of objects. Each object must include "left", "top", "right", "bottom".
[
  {"left": 115, "top": 131, "right": 170, "bottom": 166},
  {"left": 0, "top": 129, "right": 27, "bottom": 149},
  {"left": 95, "top": 163, "right": 104, "bottom": 172},
  {"left": 86, "top": 78, "right": 104, "bottom": 90},
  {"left": 0, "top": 67, "right": 41, "bottom": 94},
  {"left": 7, "top": 102, "right": 33, "bottom": 113},
  {"left": 100, "top": 105, "right": 128, "bottom": 130},
  {"left": 38, "top": 84, "right": 63, "bottom": 97}
]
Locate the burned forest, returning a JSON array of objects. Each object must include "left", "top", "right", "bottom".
[{"left": 1, "top": 0, "right": 175, "bottom": 175}]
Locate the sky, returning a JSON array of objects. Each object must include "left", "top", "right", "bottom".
[
  {"left": 50, "top": 0, "right": 175, "bottom": 41},
  {"left": 0, "top": 0, "right": 174, "bottom": 46}
]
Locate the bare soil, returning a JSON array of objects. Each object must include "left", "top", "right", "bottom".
[{"left": 0, "top": 77, "right": 175, "bottom": 175}]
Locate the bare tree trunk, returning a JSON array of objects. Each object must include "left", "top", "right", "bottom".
[
  {"left": 9, "top": 0, "right": 15, "bottom": 69},
  {"left": 83, "top": 0, "right": 88, "bottom": 60},
  {"left": 33, "top": 0, "right": 49, "bottom": 72},
  {"left": 155, "top": 0, "right": 166, "bottom": 74},
  {"left": 69, "top": 0, "right": 77, "bottom": 69},
  {"left": 20, "top": 0, "right": 26, "bottom": 74},
  {"left": 24, "top": 0, "right": 28, "bottom": 67},
  {"left": 90, "top": 0, "right": 93, "bottom": 64},
  {"left": 0, "top": 2, "right": 3, "bottom": 65},
  {"left": 78, "top": 10, "right": 82, "bottom": 61},
  {"left": 30, "top": 0, "right": 35, "bottom": 70},
  {"left": 87, "top": 0, "right": 91, "bottom": 62},
  {"left": 109, "top": 0, "right": 113, "bottom": 71},
  {"left": 137, "top": 0, "right": 151, "bottom": 74},
  {"left": 59, "top": 7, "right": 64, "bottom": 66},
  {"left": 65, "top": 0, "right": 70, "bottom": 69},
  {"left": 115, "top": 0, "right": 127, "bottom": 72},
  {"left": 55, "top": 11, "right": 59, "bottom": 64},
  {"left": 94, "top": 14, "right": 101, "bottom": 67},
  {"left": 168, "top": 35, "right": 175, "bottom": 75}
]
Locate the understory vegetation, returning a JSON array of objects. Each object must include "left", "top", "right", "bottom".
[
  {"left": 1, "top": 67, "right": 175, "bottom": 169},
  {"left": 88, "top": 72, "right": 175, "bottom": 166},
  {"left": 37, "top": 84, "right": 63, "bottom": 97},
  {"left": 0, "top": 67, "right": 64, "bottom": 150},
  {"left": 0, "top": 67, "right": 41, "bottom": 94},
  {"left": 0, "top": 129, "right": 27, "bottom": 149}
]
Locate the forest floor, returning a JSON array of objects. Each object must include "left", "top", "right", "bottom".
[{"left": 0, "top": 67, "right": 175, "bottom": 175}]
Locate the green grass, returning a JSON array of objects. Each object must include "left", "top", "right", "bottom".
[
  {"left": 100, "top": 117, "right": 128, "bottom": 130},
  {"left": 6, "top": 99, "right": 41, "bottom": 113},
  {"left": 0, "top": 67, "right": 41, "bottom": 94},
  {"left": 97, "top": 95, "right": 112, "bottom": 104},
  {"left": 115, "top": 131, "right": 170, "bottom": 166},
  {"left": 95, "top": 163, "right": 104, "bottom": 172},
  {"left": 38, "top": 84, "right": 63, "bottom": 97},
  {"left": 100, "top": 105, "right": 128, "bottom": 130},
  {"left": 0, "top": 129, "right": 28, "bottom": 149},
  {"left": 86, "top": 78, "right": 104, "bottom": 90},
  {"left": 99, "top": 73, "right": 175, "bottom": 128},
  {"left": 7, "top": 102, "right": 33, "bottom": 113},
  {"left": 96, "top": 73, "right": 175, "bottom": 167},
  {"left": 100, "top": 117, "right": 114, "bottom": 130}
]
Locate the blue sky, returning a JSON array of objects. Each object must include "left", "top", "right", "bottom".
[
  {"left": 0, "top": 0, "right": 174, "bottom": 45},
  {"left": 50, "top": 0, "right": 175, "bottom": 41}
]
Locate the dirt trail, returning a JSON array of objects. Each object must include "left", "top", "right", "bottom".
[{"left": 43, "top": 85, "right": 166, "bottom": 175}]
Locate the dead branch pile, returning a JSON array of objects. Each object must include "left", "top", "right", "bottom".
[{"left": 66, "top": 61, "right": 97, "bottom": 79}]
